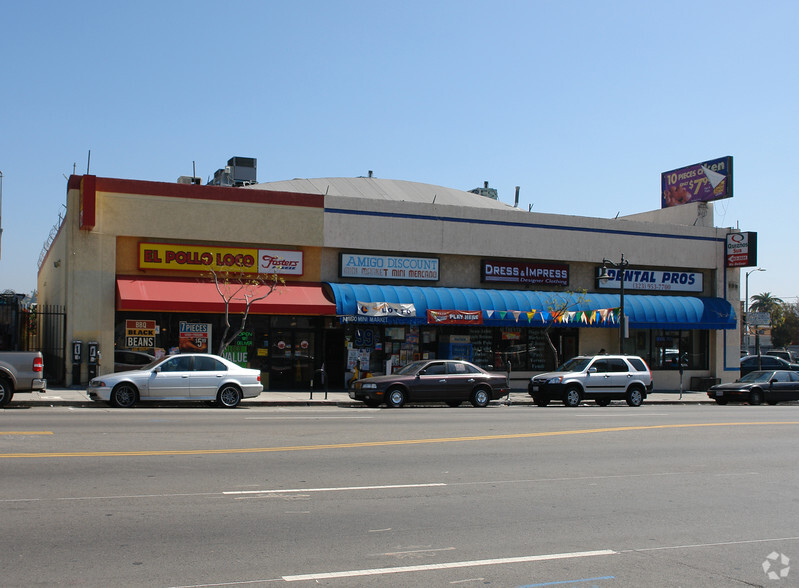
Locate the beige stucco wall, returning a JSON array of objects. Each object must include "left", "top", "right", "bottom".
[{"left": 38, "top": 176, "right": 741, "bottom": 389}]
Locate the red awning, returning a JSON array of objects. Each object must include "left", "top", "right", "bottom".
[{"left": 116, "top": 277, "right": 336, "bottom": 315}]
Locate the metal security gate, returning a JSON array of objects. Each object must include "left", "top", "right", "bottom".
[{"left": 34, "top": 305, "right": 67, "bottom": 386}]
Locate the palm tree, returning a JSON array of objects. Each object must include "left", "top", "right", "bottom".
[{"left": 749, "top": 292, "right": 783, "bottom": 316}]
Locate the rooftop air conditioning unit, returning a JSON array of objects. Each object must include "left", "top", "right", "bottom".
[{"left": 177, "top": 176, "right": 201, "bottom": 185}]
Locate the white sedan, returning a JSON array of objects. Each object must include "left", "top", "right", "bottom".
[{"left": 87, "top": 353, "right": 263, "bottom": 408}]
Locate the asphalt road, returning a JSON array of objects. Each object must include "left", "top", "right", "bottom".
[{"left": 2, "top": 403, "right": 798, "bottom": 587}]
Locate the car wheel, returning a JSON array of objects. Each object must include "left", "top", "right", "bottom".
[
  {"left": 533, "top": 396, "right": 550, "bottom": 407},
  {"left": 446, "top": 400, "right": 462, "bottom": 407},
  {"left": 217, "top": 385, "right": 242, "bottom": 408},
  {"left": 563, "top": 387, "right": 581, "bottom": 407},
  {"left": 748, "top": 389, "right": 763, "bottom": 406},
  {"left": 626, "top": 387, "right": 644, "bottom": 407},
  {"left": 714, "top": 397, "right": 728, "bottom": 405},
  {"left": 386, "top": 387, "right": 406, "bottom": 408},
  {"left": 110, "top": 383, "right": 138, "bottom": 408},
  {"left": 471, "top": 387, "right": 490, "bottom": 408},
  {"left": 0, "top": 376, "right": 13, "bottom": 407}
]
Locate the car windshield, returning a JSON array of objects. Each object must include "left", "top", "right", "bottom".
[
  {"left": 555, "top": 357, "right": 592, "bottom": 372},
  {"left": 395, "top": 361, "right": 428, "bottom": 376},
  {"left": 739, "top": 371, "right": 775, "bottom": 383}
]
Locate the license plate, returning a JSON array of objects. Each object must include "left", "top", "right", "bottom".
[
  {"left": 716, "top": 391, "right": 723, "bottom": 397},
  {"left": 349, "top": 391, "right": 356, "bottom": 399},
  {"left": 531, "top": 385, "right": 539, "bottom": 392}
]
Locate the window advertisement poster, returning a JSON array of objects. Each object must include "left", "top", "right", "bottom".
[
  {"left": 179, "top": 322, "right": 211, "bottom": 353},
  {"left": 661, "top": 156, "right": 733, "bottom": 208},
  {"left": 223, "top": 331, "right": 252, "bottom": 367},
  {"left": 726, "top": 232, "right": 757, "bottom": 268},
  {"left": 125, "top": 320, "right": 156, "bottom": 350},
  {"left": 596, "top": 268, "right": 704, "bottom": 293},
  {"left": 340, "top": 253, "right": 439, "bottom": 281},
  {"left": 481, "top": 260, "right": 569, "bottom": 286}
]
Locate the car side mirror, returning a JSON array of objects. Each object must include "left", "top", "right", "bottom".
[{"left": 588, "top": 367, "right": 597, "bottom": 373}]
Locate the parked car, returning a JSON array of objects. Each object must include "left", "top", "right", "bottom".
[
  {"left": 707, "top": 370, "right": 799, "bottom": 405},
  {"left": 350, "top": 359, "right": 508, "bottom": 408},
  {"left": 739, "top": 354, "right": 799, "bottom": 377},
  {"left": 528, "top": 354, "right": 653, "bottom": 407},
  {"left": 114, "top": 349, "right": 155, "bottom": 372},
  {"left": 88, "top": 353, "right": 262, "bottom": 408},
  {"left": 765, "top": 349, "right": 799, "bottom": 363}
]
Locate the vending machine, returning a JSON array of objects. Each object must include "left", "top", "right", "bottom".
[{"left": 438, "top": 335, "right": 473, "bottom": 362}]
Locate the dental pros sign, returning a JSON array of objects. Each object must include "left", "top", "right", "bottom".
[
  {"left": 596, "top": 268, "right": 704, "bottom": 293},
  {"left": 726, "top": 232, "right": 757, "bottom": 268},
  {"left": 139, "top": 243, "right": 303, "bottom": 276}
]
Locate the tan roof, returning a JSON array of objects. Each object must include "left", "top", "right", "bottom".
[{"left": 246, "top": 177, "right": 519, "bottom": 211}]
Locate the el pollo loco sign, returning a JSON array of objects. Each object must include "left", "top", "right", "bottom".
[{"left": 139, "top": 243, "right": 303, "bottom": 275}]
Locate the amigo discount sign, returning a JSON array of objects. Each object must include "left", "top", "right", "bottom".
[{"left": 139, "top": 243, "right": 303, "bottom": 275}]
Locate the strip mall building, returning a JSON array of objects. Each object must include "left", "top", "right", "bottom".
[{"left": 37, "top": 172, "right": 741, "bottom": 391}]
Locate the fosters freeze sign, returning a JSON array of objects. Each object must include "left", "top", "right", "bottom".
[
  {"left": 139, "top": 243, "right": 303, "bottom": 275},
  {"left": 340, "top": 253, "right": 439, "bottom": 281}
]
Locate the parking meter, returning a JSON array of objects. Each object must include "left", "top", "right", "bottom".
[{"left": 71, "top": 340, "right": 83, "bottom": 385}]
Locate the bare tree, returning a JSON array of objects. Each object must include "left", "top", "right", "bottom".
[
  {"left": 541, "top": 290, "right": 590, "bottom": 368},
  {"left": 208, "top": 268, "right": 284, "bottom": 356}
]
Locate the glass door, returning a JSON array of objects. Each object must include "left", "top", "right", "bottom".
[{"left": 269, "top": 329, "right": 316, "bottom": 389}]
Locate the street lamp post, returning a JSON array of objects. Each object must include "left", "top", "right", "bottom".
[
  {"left": 599, "top": 254, "right": 630, "bottom": 354},
  {"left": 744, "top": 267, "right": 765, "bottom": 354}
]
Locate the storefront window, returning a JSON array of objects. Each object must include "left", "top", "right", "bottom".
[{"left": 635, "top": 329, "right": 709, "bottom": 370}]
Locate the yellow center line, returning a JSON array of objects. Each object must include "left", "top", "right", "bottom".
[
  {"left": 0, "top": 431, "right": 53, "bottom": 436},
  {"left": 1, "top": 421, "right": 797, "bottom": 459}
]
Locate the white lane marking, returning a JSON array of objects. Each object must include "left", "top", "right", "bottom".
[
  {"left": 244, "top": 416, "right": 373, "bottom": 420},
  {"left": 224, "top": 483, "right": 446, "bottom": 495},
  {"left": 573, "top": 412, "right": 671, "bottom": 417},
  {"left": 282, "top": 550, "right": 616, "bottom": 581},
  {"left": 377, "top": 547, "right": 456, "bottom": 557},
  {"left": 621, "top": 536, "right": 799, "bottom": 553}
]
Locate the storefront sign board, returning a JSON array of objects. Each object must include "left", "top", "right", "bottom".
[
  {"left": 340, "top": 253, "right": 439, "bottom": 281},
  {"left": 725, "top": 232, "right": 757, "bottom": 267},
  {"left": 357, "top": 301, "right": 416, "bottom": 317},
  {"left": 481, "top": 260, "right": 569, "bottom": 286},
  {"left": 427, "top": 309, "right": 483, "bottom": 324},
  {"left": 596, "top": 268, "right": 703, "bottom": 292},
  {"left": 139, "top": 242, "right": 303, "bottom": 275}
]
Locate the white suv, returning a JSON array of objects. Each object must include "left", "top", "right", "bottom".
[{"left": 528, "top": 354, "right": 653, "bottom": 407}]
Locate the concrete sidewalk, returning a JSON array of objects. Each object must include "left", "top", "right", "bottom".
[{"left": 10, "top": 387, "right": 714, "bottom": 407}]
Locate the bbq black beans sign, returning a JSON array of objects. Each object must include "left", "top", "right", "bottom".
[{"left": 481, "top": 260, "right": 569, "bottom": 286}]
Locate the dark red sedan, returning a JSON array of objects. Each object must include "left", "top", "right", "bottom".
[{"left": 350, "top": 359, "right": 508, "bottom": 408}]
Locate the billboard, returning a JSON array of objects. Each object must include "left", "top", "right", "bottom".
[{"left": 661, "top": 156, "right": 733, "bottom": 208}]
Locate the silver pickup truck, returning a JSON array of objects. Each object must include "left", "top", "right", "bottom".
[{"left": 0, "top": 351, "right": 46, "bottom": 406}]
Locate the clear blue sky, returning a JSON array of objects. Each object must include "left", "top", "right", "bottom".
[{"left": 1, "top": 1, "right": 795, "bottom": 303}]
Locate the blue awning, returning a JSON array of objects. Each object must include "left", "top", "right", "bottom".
[{"left": 324, "top": 283, "right": 736, "bottom": 330}]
